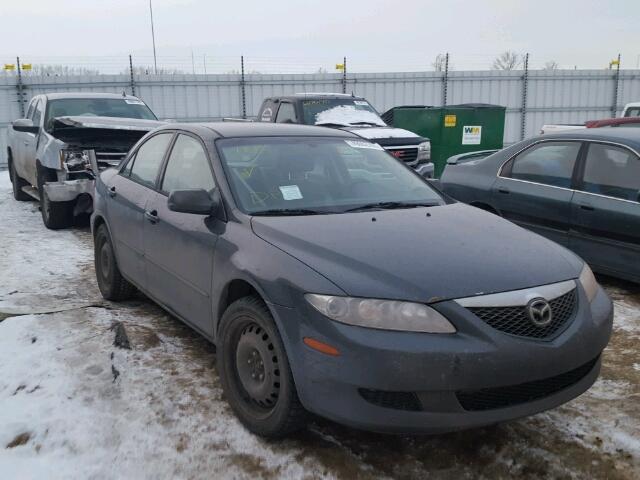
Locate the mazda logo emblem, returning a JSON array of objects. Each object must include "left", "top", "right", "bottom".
[{"left": 527, "top": 298, "right": 553, "bottom": 327}]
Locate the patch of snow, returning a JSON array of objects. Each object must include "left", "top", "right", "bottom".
[
  {"left": 314, "top": 105, "right": 386, "bottom": 127},
  {"left": 612, "top": 299, "right": 640, "bottom": 333},
  {"left": 348, "top": 126, "right": 421, "bottom": 140}
]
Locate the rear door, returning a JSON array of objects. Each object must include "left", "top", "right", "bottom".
[
  {"left": 12, "top": 98, "right": 36, "bottom": 181},
  {"left": 143, "top": 133, "right": 218, "bottom": 337},
  {"left": 491, "top": 140, "right": 582, "bottom": 246},
  {"left": 106, "top": 132, "right": 174, "bottom": 289},
  {"left": 570, "top": 141, "right": 640, "bottom": 281}
]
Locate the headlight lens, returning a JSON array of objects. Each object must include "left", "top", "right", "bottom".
[
  {"left": 305, "top": 294, "right": 456, "bottom": 333},
  {"left": 579, "top": 263, "right": 599, "bottom": 303},
  {"left": 417, "top": 141, "right": 431, "bottom": 161}
]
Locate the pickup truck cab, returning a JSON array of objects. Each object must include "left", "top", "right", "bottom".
[
  {"left": 257, "top": 93, "right": 432, "bottom": 174},
  {"left": 7, "top": 92, "right": 163, "bottom": 229}
]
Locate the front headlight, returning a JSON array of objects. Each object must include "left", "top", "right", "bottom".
[
  {"left": 60, "top": 150, "right": 90, "bottom": 172},
  {"left": 579, "top": 263, "right": 599, "bottom": 303},
  {"left": 305, "top": 294, "right": 456, "bottom": 333},
  {"left": 417, "top": 141, "right": 431, "bottom": 161}
]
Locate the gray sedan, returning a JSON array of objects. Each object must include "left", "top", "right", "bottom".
[
  {"left": 441, "top": 129, "right": 640, "bottom": 284},
  {"left": 92, "top": 122, "right": 612, "bottom": 438}
]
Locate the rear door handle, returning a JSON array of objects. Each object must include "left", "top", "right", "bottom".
[
  {"left": 579, "top": 204, "right": 595, "bottom": 211},
  {"left": 108, "top": 186, "right": 117, "bottom": 197},
  {"left": 23, "top": 141, "right": 29, "bottom": 146},
  {"left": 498, "top": 187, "right": 510, "bottom": 194},
  {"left": 145, "top": 210, "right": 159, "bottom": 224}
]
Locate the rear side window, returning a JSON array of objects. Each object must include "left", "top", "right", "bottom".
[
  {"left": 506, "top": 142, "right": 580, "bottom": 188},
  {"left": 161, "top": 134, "right": 215, "bottom": 193},
  {"left": 275, "top": 103, "right": 297, "bottom": 123},
  {"left": 259, "top": 100, "right": 276, "bottom": 122},
  {"left": 129, "top": 133, "right": 173, "bottom": 188},
  {"left": 580, "top": 143, "right": 640, "bottom": 202},
  {"left": 624, "top": 107, "right": 640, "bottom": 117}
]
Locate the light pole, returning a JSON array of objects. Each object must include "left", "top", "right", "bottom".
[{"left": 149, "top": 0, "right": 158, "bottom": 74}]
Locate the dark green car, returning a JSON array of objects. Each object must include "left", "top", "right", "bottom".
[{"left": 441, "top": 129, "right": 640, "bottom": 284}]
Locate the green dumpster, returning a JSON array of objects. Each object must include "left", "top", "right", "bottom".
[{"left": 382, "top": 104, "right": 506, "bottom": 177}]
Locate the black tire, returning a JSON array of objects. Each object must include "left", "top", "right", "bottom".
[
  {"left": 218, "top": 296, "right": 307, "bottom": 438},
  {"left": 8, "top": 155, "right": 30, "bottom": 201},
  {"left": 37, "top": 166, "right": 74, "bottom": 230},
  {"left": 94, "top": 224, "right": 136, "bottom": 301}
]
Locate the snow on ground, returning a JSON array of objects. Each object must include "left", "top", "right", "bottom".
[{"left": 0, "top": 169, "right": 639, "bottom": 479}]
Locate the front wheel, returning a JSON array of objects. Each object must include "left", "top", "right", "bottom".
[
  {"left": 37, "top": 167, "right": 74, "bottom": 229},
  {"left": 218, "top": 296, "right": 307, "bottom": 438}
]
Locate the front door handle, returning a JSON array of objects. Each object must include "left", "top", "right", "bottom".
[
  {"left": 108, "top": 186, "right": 117, "bottom": 198},
  {"left": 24, "top": 141, "right": 29, "bottom": 146},
  {"left": 579, "top": 204, "right": 595, "bottom": 211},
  {"left": 145, "top": 210, "right": 159, "bottom": 224},
  {"left": 498, "top": 187, "right": 510, "bottom": 194}
]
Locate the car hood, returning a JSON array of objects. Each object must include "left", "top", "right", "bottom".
[
  {"left": 251, "top": 203, "right": 582, "bottom": 303},
  {"left": 52, "top": 115, "right": 164, "bottom": 132}
]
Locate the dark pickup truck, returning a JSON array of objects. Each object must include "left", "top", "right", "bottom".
[{"left": 256, "top": 93, "right": 433, "bottom": 176}]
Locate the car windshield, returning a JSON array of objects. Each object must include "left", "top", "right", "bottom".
[
  {"left": 301, "top": 98, "right": 386, "bottom": 127},
  {"left": 216, "top": 137, "right": 444, "bottom": 215},
  {"left": 45, "top": 98, "right": 157, "bottom": 125}
]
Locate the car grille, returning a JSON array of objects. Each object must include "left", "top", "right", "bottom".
[
  {"left": 468, "top": 289, "right": 577, "bottom": 340},
  {"left": 384, "top": 147, "right": 418, "bottom": 166},
  {"left": 359, "top": 388, "right": 422, "bottom": 411},
  {"left": 456, "top": 356, "right": 599, "bottom": 411}
]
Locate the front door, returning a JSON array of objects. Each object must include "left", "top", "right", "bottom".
[
  {"left": 107, "top": 132, "right": 174, "bottom": 289},
  {"left": 570, "top": 142, "right": 640, "bottom": 281},
  {"left": 143, "top": 133, "right": 219, "bottom": 337},
  {"left": 23, "top": 98, "right": 44, "bottom": 185},
  {"left": 491, "top": 141, "right": 582, "bottom": 246}
]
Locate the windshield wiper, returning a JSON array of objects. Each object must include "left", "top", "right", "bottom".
[
  {"left": 252, "top": 208, "right": 328, "bottom": 216},
  {"left": 341, "top": 201, "right": 440, "bottom": 213},
  {"left": 349, "top": 121, "right": 383, "bottom": 127}
]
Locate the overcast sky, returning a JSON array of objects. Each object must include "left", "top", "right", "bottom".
[{"left": 1, "top": 0, "right": 639, "bottom": 73}]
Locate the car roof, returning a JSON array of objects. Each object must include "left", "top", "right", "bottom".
[
  {"left": 156, "top": 121, "right": 361, "bottom": 138},
  {"left": 538, "top": 127, "right": 640, "bottom": 150},
  {"left": 266, "top": 93, "right": 366, "bottom": 102},
  {"left": 44, "top": 92, "right": 142, "bottom": 101}
]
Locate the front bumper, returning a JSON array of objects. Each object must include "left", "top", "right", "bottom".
[
  {"left": 43, "top": 178, "right": 94, "bottom": 202},
  {"left": 271, "top": 284, "right": 613, "bottom": 433}
]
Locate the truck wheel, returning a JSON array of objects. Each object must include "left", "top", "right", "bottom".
[
  {"left": 9, "top": 156, "right": 30, "bottom": 201},
  {"left": 94, "top": 224, "right": 136, "bottom": 301},
  {"left": 218, "top": 296, "right": 307, "bottom": 438},
  {"left": 37, "top": 167, "right": 74, "bottom": 230}
]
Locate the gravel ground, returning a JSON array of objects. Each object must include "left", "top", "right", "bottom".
[{"left": 0, "top": 170, "right": 638, "bottom": 479}]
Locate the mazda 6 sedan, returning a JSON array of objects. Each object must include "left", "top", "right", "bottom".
[{"left": 92, "top": 122, "right": 613, "bottom": 438}]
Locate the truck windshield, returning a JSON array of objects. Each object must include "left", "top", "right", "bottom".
[
  {"left": 301, "top": 98, "right": 386, "bottom": 127},
  {"left": 217, "top": 136, "right": 444, "bottom": 215},
  {"left": 45, "top": 98, "right": 157, "bottom": 125}
]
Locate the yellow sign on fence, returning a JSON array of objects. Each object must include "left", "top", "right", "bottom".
[
  {"left": 335, "top": 63, "right": 345, "bottom": 71},
  {"left": 3, "top": 64, "right": 15, "bottom": 71},
  {"left": 22, "top": 64, "right": 32, "bottom": 70}
]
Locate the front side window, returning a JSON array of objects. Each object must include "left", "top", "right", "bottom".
[
  {"left": 275, "top": 103, "right": 297, "bottom": 123},
  {"left": 506, "top": 141, "right": 581, "bottom": 188},
  {"left": 580, "top": 143, "right": 640, "bottom": 202},
  {"left": 128, "top": 133, "right": 173, "bottom": 188},
  {"left": 216, "top": 136, "right": 444, "bottom": 214},
  {"left": 32, "top": 100, "right": 43, "bottom": 126},
  {"left": 161, "top": 134, "right": 215, "bottom": 193}
]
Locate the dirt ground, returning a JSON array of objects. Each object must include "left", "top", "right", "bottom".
[{"left": 0, "top": 171, "right": 638, "bottom": 479}]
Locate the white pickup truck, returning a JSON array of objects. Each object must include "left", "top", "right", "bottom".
[
  {"left": 540, "top": 102, "right": 640, "bottom": 134},
  {"left": 7, "top": 92, "right": 163, "bottom": 229}
]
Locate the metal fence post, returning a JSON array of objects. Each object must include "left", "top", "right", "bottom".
[
  {"left": 611, "top": 53, "right": 621, "bottom": 118},
  {"left": 520, "top": 53, "right": 530, "bottom": 141},
  {"left": 442, "top": 53, "right": 449, "bottom": 106},
  {"left": 16, "top": 56, "right": 25, "bottom": 117},
  {"left": 342, "top": 56, "right": 347, "bottom": 94},
  {"left": 129, "top": 55, "right": 136, "bottom": 97},
  {"left": 240, "top": 56, "right": 247, "bottom": 119}
]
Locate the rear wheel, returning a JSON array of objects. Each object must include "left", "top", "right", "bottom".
[
  {"left": 94, "top": 224, "right": 136, "bottom": 301},
  {"left": 218, "top": 296, "right": 307, "bottom": 438},
  {"left": 37, "top": 166, "right": 74, "bottom": 229},
  {"left": 8, "top": 155, "right": 30, "bottom": 201}
]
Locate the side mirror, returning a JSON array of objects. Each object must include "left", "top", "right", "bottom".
[
  {"left": 167, "top": 189, "right": 217, "bottom": 215},
  {"left": 12, "top": 118, "right": 39, "bottom": 134}
]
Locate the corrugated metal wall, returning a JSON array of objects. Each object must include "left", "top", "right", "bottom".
[{"left": 2, "top": 69, "right": 639, "bottom": 168}]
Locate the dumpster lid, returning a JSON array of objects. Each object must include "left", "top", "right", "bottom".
[{"left": 388, "top": 103, "right": 505, "bottom": 110}]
